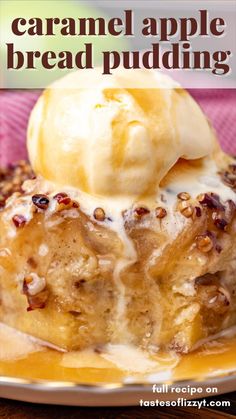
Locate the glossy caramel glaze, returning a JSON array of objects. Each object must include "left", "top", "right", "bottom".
[{"left": 0, "top": 325, "right": 235, "bottom": 384}]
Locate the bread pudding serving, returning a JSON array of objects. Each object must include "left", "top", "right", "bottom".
[{"left": 0, "top": 69, "right": 235, "bottom": 354}]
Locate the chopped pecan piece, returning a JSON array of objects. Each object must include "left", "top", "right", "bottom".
[
  {"left": 12, "top": 214, "right": 27, "bottom": 228},
  {"left": 155, "top": 207, "right": 167, "bottom": 219},
  {"left": 32, "top": 194, "right": 50, "bottom": 210},
  {"left": 94, "top": 207, "right": 106, "bottom": 221},
  {"left": 134, "top": 207, "right": 150, "bottom": 218},
  {"left": 22, "top": 274, "right": 48, "bottom": 311},
  {"left": 196, "top": 231, "right": 215, "bottom": 253},
  {"left": 197, "top": 193, "right": 225, "bottom": 211}
]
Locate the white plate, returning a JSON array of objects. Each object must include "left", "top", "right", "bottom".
[
  {"left": 0, "top": 324, "right": 235, "bottom": 406},
  {"left": 0, "top": 374, "right": 235, "bottom": 406}
]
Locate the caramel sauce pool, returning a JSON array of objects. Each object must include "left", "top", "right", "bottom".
[{"left": 0, "top": 331, "right": 235, "bottom": 384}]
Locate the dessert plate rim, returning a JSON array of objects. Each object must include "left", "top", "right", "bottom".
[{"left": 0, "top": 371, "right": 236, "bottom": 407}]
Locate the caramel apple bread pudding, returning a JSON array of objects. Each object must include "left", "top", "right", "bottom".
[{"left": 0, "top": 70, "right": 235, "bottom": 354}]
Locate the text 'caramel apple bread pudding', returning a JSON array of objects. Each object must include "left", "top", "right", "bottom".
[{"left": 0, "top": 69, "right": 235, "bottom": 354}]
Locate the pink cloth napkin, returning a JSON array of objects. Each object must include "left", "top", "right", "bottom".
[
  {"left": 0, "top": 89, "right": 235, "bottom": 167},
  {"left": 189, "top": 89, "right": 236, "bottom": 156}
]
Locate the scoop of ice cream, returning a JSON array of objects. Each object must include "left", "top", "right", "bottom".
[{"left": 27, "top": 69, "right": 214, "bottom": 197}]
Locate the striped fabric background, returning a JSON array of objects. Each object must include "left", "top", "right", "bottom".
[{"left": 0, "top": 89, "right": 235, "bottom": 167}]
